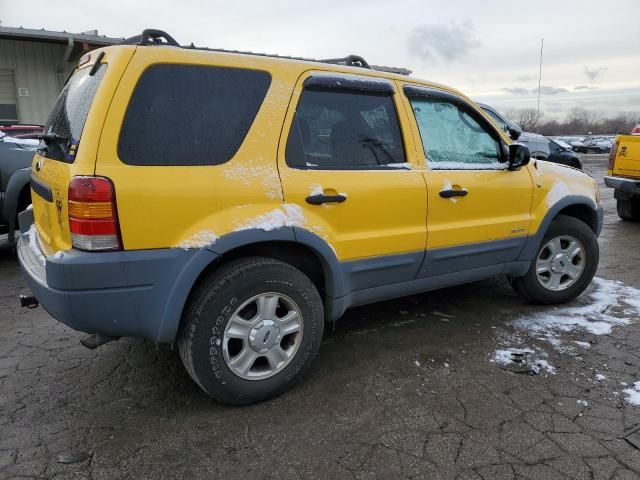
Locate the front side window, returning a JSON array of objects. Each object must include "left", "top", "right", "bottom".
[
  {"left": 286, "top": 89, "right": 405, "bottom": 169},
  {"left": 409, "top": 97, "right": 504, "bottom": 170},
  {"left": 118, "top": 64, "right": 271, "bottom": 166}
]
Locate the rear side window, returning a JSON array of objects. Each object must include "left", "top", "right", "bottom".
[
  {"left": 41, "top": 64, "right": 107, "bottom": 162},
  {"left": 118, "top": 64, "right": 271, "bottom": 166},
  {"left": 286, "top": 89, "right": 406, "bottom": 169}
]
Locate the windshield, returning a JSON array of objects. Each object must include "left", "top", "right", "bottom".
[
  {"left": 554, "top": 139, "right": 572, "bottom": 150},
  {"left": 482, "top": 107, "right": 506, "bottom": 126},
  {"left": 40, "top": 63, "right": 107, "bottom": 162}
]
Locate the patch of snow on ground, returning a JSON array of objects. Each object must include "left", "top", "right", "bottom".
[
  {"left": 491, "top": 347, "right": 556, "bottom": 375},
  {"left": 235, "top": 204, "right": 306, "bottom": 232},
  {"left": 513, "top": 277, "right": 640, "bottom": 349},
  {"left": 623, "top": 382, "right": 640, "bottom": 406},
  {"left": 175, "top": 230, "right": 218, "bottom": 250},
  {"left": 595, "top": 374, "right": 607, "bottom": 381},
  {"left": 574, "top": 341, "right": 591, "bottom": 349}
]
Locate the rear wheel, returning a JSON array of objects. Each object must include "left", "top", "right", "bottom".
[
  {"left": 511, "top": 215, "right": 598, "bottom": 304},
  {"left": 617, "top": 197, "right": 640, "bottom": 222},
  {"left": 178, "top": 257, "right": 324, "bottom": 405}
]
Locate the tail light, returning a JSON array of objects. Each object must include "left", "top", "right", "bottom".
[
  {"left": 608, "top": 138, "right": 619, "bottom": 171},
  {"left": 68, "top": 176, "right": 121, "bottom": 251}
]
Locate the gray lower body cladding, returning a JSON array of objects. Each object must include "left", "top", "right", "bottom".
[{"left": 17, "top": 200, "right": 604, "bottom": 342}]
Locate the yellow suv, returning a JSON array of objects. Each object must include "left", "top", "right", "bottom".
[{"left": 18, "top": 30, "right": 603, "bottom": 405}]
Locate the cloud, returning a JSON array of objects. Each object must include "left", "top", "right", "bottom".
[
  {"left": 502, "top": 87, "right": 531, "bottom": 95},
  {"left": 539, "top": 85, "right": 568, "bottom": 95},
  {"left": 516, "top": 74, "right": 536, "bottom": 82},
  {"left": 502, "top": 85, "right": 568, "bottom": 96},
  {"left": 408, "top": 20, "right": 480, "bottom": 63},
  {"left": 584, "top": 66, "right": 607, "bottom": 82},
  {"left": 574, "top": 85, "right": 598, "bottom": 91}
]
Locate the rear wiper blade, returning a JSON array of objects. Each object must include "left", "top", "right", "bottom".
[{"left": 38, "top": 133, "right": 69, "bottom": 144}]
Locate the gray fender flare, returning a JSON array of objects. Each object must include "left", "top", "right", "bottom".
[
  {"left": 3, "top": 167, "right": 31, "bottom": 240},
  {"left": 208, "top": 226, "right": 344, "bottom": 298},
  {"left": 158, "top": 227, "right": 344, "bottom": 343},
  {"left": 518, "top": 195, "right": 601, "bottom": 262}
]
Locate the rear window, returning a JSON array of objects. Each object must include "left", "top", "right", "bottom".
[
  {"left": 40, "top": 64, "right": 107, "bottom": 162},
  {"left": 118, "top": 64, "right": 271, "bottom": 166}
]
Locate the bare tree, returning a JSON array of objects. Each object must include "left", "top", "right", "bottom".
[
  {"left": 566, "top": 107, "right": 600, "bottom": 134},
  {"left": 532, "top": 110, "right": 639, "bottom": 136},
  {"left": 504, "top": 108, "right": 541, "bottom": 132}
]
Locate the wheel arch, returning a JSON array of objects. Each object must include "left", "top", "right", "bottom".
[
  {"left": 162, "top": 228, "right": 344, "bottom": 343},
  {"left": 2, "top": 168, "right": 31, "bottom": 243},
  {"left": 519, "top": 195, "right": 601, "bottom": 262}
]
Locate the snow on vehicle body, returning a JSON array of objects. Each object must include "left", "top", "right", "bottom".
[{"left": 17, "top": 29, "right": 603, "bottom": 404}]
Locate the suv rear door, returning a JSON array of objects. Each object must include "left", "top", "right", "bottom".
[{"left": 278, "top": 71, "right": 427, "bottom": 291}]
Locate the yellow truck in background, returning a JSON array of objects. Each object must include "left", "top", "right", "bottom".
[{"left": 606, "top": 131, "right": 640, "bottom": 221}]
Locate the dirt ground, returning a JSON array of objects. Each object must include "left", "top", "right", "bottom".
[{"left": 2, "top": 154, "right": 640, "bottom": 480}]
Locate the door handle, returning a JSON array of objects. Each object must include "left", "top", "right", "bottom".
[
  {"left": 439, "top": 189, "right": 468, "bottom": 199},
  {"left": 305, "top": 194, "right": 347, "bottom": 205}
]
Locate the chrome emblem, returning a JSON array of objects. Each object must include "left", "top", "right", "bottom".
[{"left": 35, "top": 160, "right": 42, "bottom": 172}]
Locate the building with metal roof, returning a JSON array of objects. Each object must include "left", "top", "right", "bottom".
[{"left": 0, "top": 26, "right": 123, "bottom": 125}]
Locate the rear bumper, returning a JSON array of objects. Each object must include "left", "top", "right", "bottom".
[
  {"left": 605, "top": 176, "right": 640, "bottom": 195},
  {"left": 17, "top": 222, "right": 218, "bottom": 343}
]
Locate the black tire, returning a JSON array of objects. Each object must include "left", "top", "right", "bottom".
[
  {"left": 178, "top": 257, "right": 324, "bottom": 405},
  {"left": 511, "top": 215, "right": 599, "bottom": 304},
  {"left": 617, "top": 197, "right": 640, "bottom": 222}
]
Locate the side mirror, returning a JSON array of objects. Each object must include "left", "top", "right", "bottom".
[
  {"left": 508, "top": 143, "right": 530, "bottom": 171},
  {"left": 507, "top": 123, "right": 522, "bottom": 140}
]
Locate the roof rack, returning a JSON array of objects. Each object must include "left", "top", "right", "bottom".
[
  {"left": 321, "top": 55, "right": 371, "bottom": 69},
  {"left": 120, "top": 29, "right": 412, "bottom": 76}
]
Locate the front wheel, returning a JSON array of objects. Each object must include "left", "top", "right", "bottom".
[
  {"left": 178, "top": 257, "right": 324, "bottom": 405},
  {"left": 511, "top": 215, "right": 599, "bottom": 304}
]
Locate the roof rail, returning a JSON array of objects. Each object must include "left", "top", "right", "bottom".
[
  {"left": 119, "top": 29, "right": 179, "bottom": 47},
  {"left": 121, "top": 29, "right": 411, "bottom": 76},
  {"left": 321, "top": 55, "right": 371, "bottom": 69}
]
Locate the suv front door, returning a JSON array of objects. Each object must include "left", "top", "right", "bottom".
[
  {"left": 278, "top": 72, "right": 428, "bottom": 292},
  {"left": 400, "top": 85, "right": 534, "bottom": 277}
]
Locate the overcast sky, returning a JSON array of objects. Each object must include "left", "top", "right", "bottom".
[{"left": 1, "top": 0, "right": 639, "bottom": 119}]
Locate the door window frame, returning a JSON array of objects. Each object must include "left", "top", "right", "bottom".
[
  {"left": 279, "top": 71, "right": 418, "bottom": 171},
  {"left": 401, "top": 84, "right": 511, "bottom": 170}
]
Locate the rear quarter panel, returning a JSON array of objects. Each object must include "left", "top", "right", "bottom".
[{"left": 95, "top": 48, "right": 304, "bottom": 250}]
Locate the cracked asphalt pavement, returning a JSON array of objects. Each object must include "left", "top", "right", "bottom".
[{"left": 2, "top": 155, "right": 640, "bottom": 479}]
